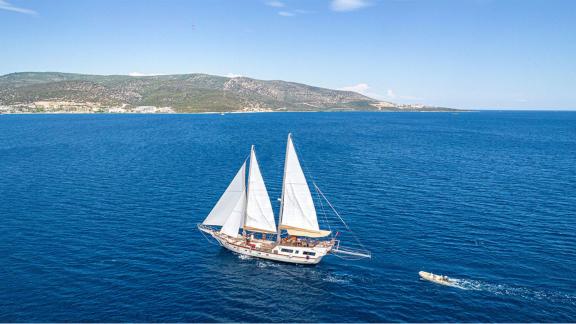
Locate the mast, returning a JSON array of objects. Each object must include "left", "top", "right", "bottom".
[
  {"left": 277, "top": 133, "right": 291, "bottom": 243},
  {"left": 243, "top": 145, "right": 255, "bottom": 236}
]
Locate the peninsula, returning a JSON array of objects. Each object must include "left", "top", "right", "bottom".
[{"left": 0, "top": 72, "right": 456, "bottom": 114}]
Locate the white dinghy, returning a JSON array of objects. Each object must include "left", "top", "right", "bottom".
[
  {"left": 419, "top": 271, "right": 458, "bottom": 287},
  {"left": 198, "top": 134, "right": 371, "bottom": 265}
]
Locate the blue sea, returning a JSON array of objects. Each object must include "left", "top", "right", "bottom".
[{"left": 1, "top": 112, "right": 575, "bottom": 322}]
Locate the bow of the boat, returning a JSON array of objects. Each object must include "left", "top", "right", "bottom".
[{"left": 197, "top": 223, "right": 215, "bottom": 234}]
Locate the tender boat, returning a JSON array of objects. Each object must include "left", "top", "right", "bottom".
[
  {"left": 419, "top": 271, "right": 458, "bottom": 287},
  {"left": 197, "top": 133, "right": 371, "bottom": 265}
]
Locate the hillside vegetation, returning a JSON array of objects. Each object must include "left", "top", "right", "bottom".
[{"left": 0, "top": 72, "right": 455, "bottom": 113}]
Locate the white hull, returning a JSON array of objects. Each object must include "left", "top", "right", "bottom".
[
  {"left": 419, "top": 271, "right": 458, "bottom": 287},
  {"left": 200, "top": 225, "right": 333, "bottom": 265}
]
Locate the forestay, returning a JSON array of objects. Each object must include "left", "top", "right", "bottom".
[{"left": 244, "top": 146, "right": 277, "bottom": 233}]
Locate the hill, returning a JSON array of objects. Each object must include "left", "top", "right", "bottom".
[{"left": 0, "top": 72, "right": 455, "bottom": 113}]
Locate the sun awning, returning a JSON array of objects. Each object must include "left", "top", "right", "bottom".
[{"left": 283, "top": 226, "right": 331, "bottom": 238}]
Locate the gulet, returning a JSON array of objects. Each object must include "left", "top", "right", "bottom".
[{"left": 197, "top": 134, "right": 370, "bottom": 264}]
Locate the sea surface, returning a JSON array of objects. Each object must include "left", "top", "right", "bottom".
[{"left": 1, "top": 112, "right": 575, "bottom": 322}]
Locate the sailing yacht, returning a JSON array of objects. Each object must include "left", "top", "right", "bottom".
[{"left": 198, "top": 134, "right": 370, "bottom": 264}]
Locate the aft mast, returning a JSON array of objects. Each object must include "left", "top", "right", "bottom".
[
  {"left": 242, "top": 145, "right": 255, "bottom": 236},
  {"left": 277, "top": 133, "right": 291, "bottom": 243}
]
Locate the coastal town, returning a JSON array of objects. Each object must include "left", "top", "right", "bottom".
[{"left": 0, "top": 102, "right": 176, "bottom": 114}]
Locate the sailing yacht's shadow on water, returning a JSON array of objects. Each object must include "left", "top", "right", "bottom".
[
  {"left": 215, "top": 247, "right": 358, "bottom": 283},
  {"left": 195, "top": 246, "right": 376, "bottom": 322}
]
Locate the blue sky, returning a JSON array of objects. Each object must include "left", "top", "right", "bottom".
[{"left": 1, "top": 0, "right": 575, "bottom": 109}]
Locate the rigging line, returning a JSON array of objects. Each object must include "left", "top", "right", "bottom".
[
  {"left": 312, "top": 182, "right": 353, "bottom": 232},
  {"left": 290, "top": 136, "right": 343, "bottom": 237},
  {"left": 315, "top": 184, "right": 332, "bottom": 237},
  {"left": 313, "top": 182, "right": 370, "bottom": 252},
  {"left": 291, "top": 135, "right": 339, "bottom": 243},
  {"left": 290, "top": 135, "right": 368, "bottom": 254},
  {"left": 317, "top": 189, "right": 331, "bottom": 233},
  {"left": 199, "top": 227, "right": 221, "bottom": 246},
  {"left": 289, "top": 134, "right": 325, "bottom": 219},
  {"left": 289, "top": 134, "right": 319, "bottom": 193}
]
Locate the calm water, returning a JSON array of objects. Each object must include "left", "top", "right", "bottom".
[{"left": 1, "top": 112, "right": 575, "bottom": 322}]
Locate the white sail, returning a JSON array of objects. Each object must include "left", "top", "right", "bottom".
[
  {"left": 280, "top": 134, "right": 329, "bottom": 237},
  {"left": 220, "top": 190, "right": 246, "bottom": 237},
  {"left": 203, "top": 162, "right": 246, "bottom": 227},
  {"left": 244, "top": 146, "right": 277, "bottom": 233}
]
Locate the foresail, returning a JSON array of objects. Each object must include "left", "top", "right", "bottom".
[
  {"left": 245, "top": 147, "right": 277, "bottom": 233},
  {"left": 203, "top": 161, "right": 246, "bottom": 226},
  {"left": 220, "top": 190, "right": 246, "bottom": 237},
  {"left": 280, "top": 134, "right": 320, "bottom": 233}
]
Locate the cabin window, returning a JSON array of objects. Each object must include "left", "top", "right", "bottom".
[
  {"left": 303, "top": 251, "right": 316, "bottom": 256},
  {"left": 281, "top": 248, "right": 294, "bottom": 253}
]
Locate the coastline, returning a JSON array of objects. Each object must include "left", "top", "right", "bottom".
[{"left": 0, "top": 109, "right": 472, "bottom": 116}]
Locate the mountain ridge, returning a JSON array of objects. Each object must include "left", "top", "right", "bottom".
[{"left": 0, "top": 72, "right": 456, "bottom": 113}]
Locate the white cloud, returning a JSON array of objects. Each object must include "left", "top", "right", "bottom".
[
  {"left": 340, "top": 83, "right": 384, "bottom": 99},
  {"left": 128, "top": 72, "right": 163, "bottom": 77},
  {"left": 340, "top": 84, "right": 421, "bottom": 102},
  {"left": 340, "top": 83, "right": 371, "bottom": 94},
  {"left": 226, "top": 73, "right": 243, "bottom": 78},
  {"left": 338, "top": 83, "right": 424, "bottom": 101},
  {"left": 0, "top": 0, "right": 36, "bottom": 15},
  {"left": 266, "top": 0, "right": 285, "bottom": 8},
  {"left": 386, "top": 89, "right": 424, "bottom": 101},
  {"left": 331, "top": 0, "right": 370, "bottom": 12},
  {"left": 278, "top": 9, "right": 312, "bottom": 17}
]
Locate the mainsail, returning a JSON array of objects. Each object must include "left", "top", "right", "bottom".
[
  {"left": 203, "top": 161, "right": 246, "bottom": 237},
  {"left": 279, "top": 134, "right": 331, "bottom": 238},
  {"left": 244, "top": 146, "right": 277, "bottom": 233}
]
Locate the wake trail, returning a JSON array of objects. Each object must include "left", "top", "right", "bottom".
[{"left": 450, "top": 278, "right": 576, "bottom": 305}]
